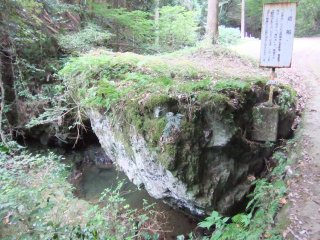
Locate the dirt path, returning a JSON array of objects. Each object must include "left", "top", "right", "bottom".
[
  {"left": 234, "top": 37, "right": 320, "bottom": 240},
  {"left": 284, "top": 38, "right": 320, "bottom": 240}
]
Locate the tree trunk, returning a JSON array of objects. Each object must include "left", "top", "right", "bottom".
[
  {"left": 155, "top": 0, "right": 160, "bottom": 46},
  {"left": 0, "top": 56, "right": 7, "bottom": 144},
  {"left": 113, "top": 0, "right": 126, "bottom": 8},
  {"left": 206, "top": 0, "right": 219, "bottom": 44},
  {"left": 241, "top": 0, "right": 245, "bottom": 39},
  {"left": 0, "top": 33, "right": 18, "bottom": 127}
]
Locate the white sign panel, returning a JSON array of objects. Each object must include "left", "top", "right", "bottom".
[{"left": 260, "top": 3, "right": 297, "bottom": 68}]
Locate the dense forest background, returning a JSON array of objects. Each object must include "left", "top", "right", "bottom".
[
  {"left": 0, "top": 0, "right": 318, "bottom": 239},
  {"left": 0, "top": 0, "right": 319, "bottom": 140}
]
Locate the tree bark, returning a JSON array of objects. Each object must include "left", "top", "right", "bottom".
[
  {"left": 241, "top": 0, "right": 245, "bottom": 39},
  {"left": 0, "top": 33, "right": 18, "bottom": 127},
  {"left": 155, "top": 0, "right": 160, "bottom": 46},
  {"left": 206, "top": 0, "right": 219, "bottom": 44},
  {"left": 113, "top": 0, "right": 126, "bottom": 8},
  {"left": 0, "top": 56, "right": 7, "bottom": 144}
]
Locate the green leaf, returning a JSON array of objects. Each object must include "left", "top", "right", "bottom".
[
  {"left": 0, "top": 144, "right": 9, "bottom": 153},
  {"left": 198, "top": 220, "right": 214, "bottom": 230}
]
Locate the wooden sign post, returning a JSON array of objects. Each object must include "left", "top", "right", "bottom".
[
  {"left": 253, "top": 2, "right": 297, "bottom": 142},
  {"left": 260, "top": 2, "right": 297, "bottom": 69},
  {"left": 260, "top": 2, "right": 297, "bottom": 105}
]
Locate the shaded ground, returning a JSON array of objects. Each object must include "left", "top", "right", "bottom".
[{"left": 233, "top": 37, "right": 320, "bottom": 240}]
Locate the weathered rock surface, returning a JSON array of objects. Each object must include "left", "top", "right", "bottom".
[
  {"left": 89, "top": 109, "right": 202, "bottom": 214},
  {"left": 60, "top": 51, "right": 297, "bottom": 216},
  {"left": 88, "top": 93, "right": 290, "bottom": 215}
]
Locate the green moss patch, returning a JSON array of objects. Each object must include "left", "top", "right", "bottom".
[
  {"left": 60, "top": 50, "right": 296, "bottom": 174},
  {"left": 59, "top": 51, "right": 268, "bottom": 110}
]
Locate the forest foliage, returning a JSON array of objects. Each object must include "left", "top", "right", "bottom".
[
  {"left": 0, "top": 0, "right": 315, "bottom": 239},
  {"left": 0, "top": 145, "right": 164, "bottom": 239},
  {"left": 246, "top": 0, "right": 320, "bottom": 37}
]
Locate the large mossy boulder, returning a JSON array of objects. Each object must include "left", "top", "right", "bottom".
[{"left": 60, "top": 50, "right": 297, "bottom": 215}]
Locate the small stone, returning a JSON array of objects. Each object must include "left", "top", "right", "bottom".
[
  {"left": 247, "top": 175, "right": 256, "bottom": 182},
  {"left": 285, "top": 166, "right": 294, "bottom": 177},
  {"left": 299, "top": 230, "right": 307, "bottom": 235},
  {"left": 153, "top": 106, "right": 168, "bottom": 118}
]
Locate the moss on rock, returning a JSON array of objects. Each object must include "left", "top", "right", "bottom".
[
  {"left": 60, "top": 50, "right": 298, "bottom": 214},
  {"left": 60, "top": 51, "right": 297, "bottom": 173}
]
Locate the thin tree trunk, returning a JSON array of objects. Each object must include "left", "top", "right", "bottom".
[
  {"left": 206, "top": 0, "right": 219, "bottom": 44},
  {"left": 0, "top": 57, "right": 7, "bottom": 145},
  {"left": 120, "top": 0, "right": 126, "bottom": 8},
  {"left": 1, "top": 33, "right": 18, "bottom": 127},
  {"left": 241, "top": 0, "right": 245, "bottom": 39},
  {"left": 155, "top": 0, "right": 160, "bottom": 46},
  {"left": 112, "top": 0, "right": 118, "bottom": 8}
]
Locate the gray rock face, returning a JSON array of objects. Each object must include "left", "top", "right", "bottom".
[
  {"left": 88, "top": 110, "right": 204, "bottom": 215},
  {"left": 153, "top": 106, "right": 168, "bottom": 118},
  {"left": 88, "top": 106, "right": 271, "bottom": 216},
  {"left": 204, "top": 111, "right": 236, "bottom": 147}
]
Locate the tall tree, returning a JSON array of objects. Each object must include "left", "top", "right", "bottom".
[
  {"left": 206, "top": 0, "right": 219, "bottom": 43},
  {"left": 0, "top": 56, "right": 6, "bottom": 144},
  {"left": 0, "top": 5, "right": 18, "bottom": 128},
  {"left": 155, "top": 0, "right": 160, "bottom": 46},
  {"left": 241, "top": 0, "right": 245, "bottom": 39}
]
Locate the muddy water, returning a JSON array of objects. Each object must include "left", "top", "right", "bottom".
[{"left": 74, "top": 159, "right": 198, "bottom": 239}]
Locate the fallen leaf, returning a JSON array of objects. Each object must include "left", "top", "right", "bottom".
[
  {"left": 264, "top": 233, "right": 271, "bottom": 238},
  {"left": 280, "top": 198, "right": 288, "bottom": 205}
]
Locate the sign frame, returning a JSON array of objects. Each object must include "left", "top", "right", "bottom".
[{"left": 260, "top": 2, "right": 297, "bottom": 68}]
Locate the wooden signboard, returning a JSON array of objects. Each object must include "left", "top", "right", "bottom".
[{"left": 260, "top": 3, "right": 297, "bottom": 68}]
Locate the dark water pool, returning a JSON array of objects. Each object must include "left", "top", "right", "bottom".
[
  {"left": 75, "top": 164, "right": 198, "bottom": 239},
  {"left": 26, "top": 142, "right": 199, "bottom": 239}
]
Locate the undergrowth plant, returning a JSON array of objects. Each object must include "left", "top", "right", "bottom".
[
  {"left": 90, "top": 3, "right": 154, "bottom": 50},
  {"left": 218, "top": 26, "right": 241, "bottom": 45},
  {"left": 0, "top": 144, "right": 163, "bottom": 239},
  {"left": 158, "top": 6, "right": 199, "bottom": 52},
  {"left": 57, "top": 23, "right": 112, "bottom": 53},
  {"left": 276, "top": 86, "right": 297, "bottom": 114}
]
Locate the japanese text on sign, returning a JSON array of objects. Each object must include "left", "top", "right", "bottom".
[{"left": 260, "top": 3, "right": 297, "bottom": 68}]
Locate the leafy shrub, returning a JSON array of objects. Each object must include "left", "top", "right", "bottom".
[
  {"left": 57, "top": 23, "right": 112, "bottom": 53},
  {"left": 295, "top": 0, "right": 320, "bottom": 36},
  {"left": 42, "top": 0, "right": 80, "bottom": 14},
  {"left": 276, "top": 86, "right": 297, "bottom": 114},
  {"left": 158, "top": 6, "right": 199, "bottom": 51},
  {"left": 91, "top": 4, "right": 154, "bottom": 48},
  {"left": 218, "top": 26, "right": 241, "bottom": 45},
  {"left": 0, "top": 147, "right": 162, "bottom": 239},
  {"left": 246, "top": 0, "right": 320, "bottom": 37},
  {"left": 13, "top": 0, "right": 42, "bottom": 12}
]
